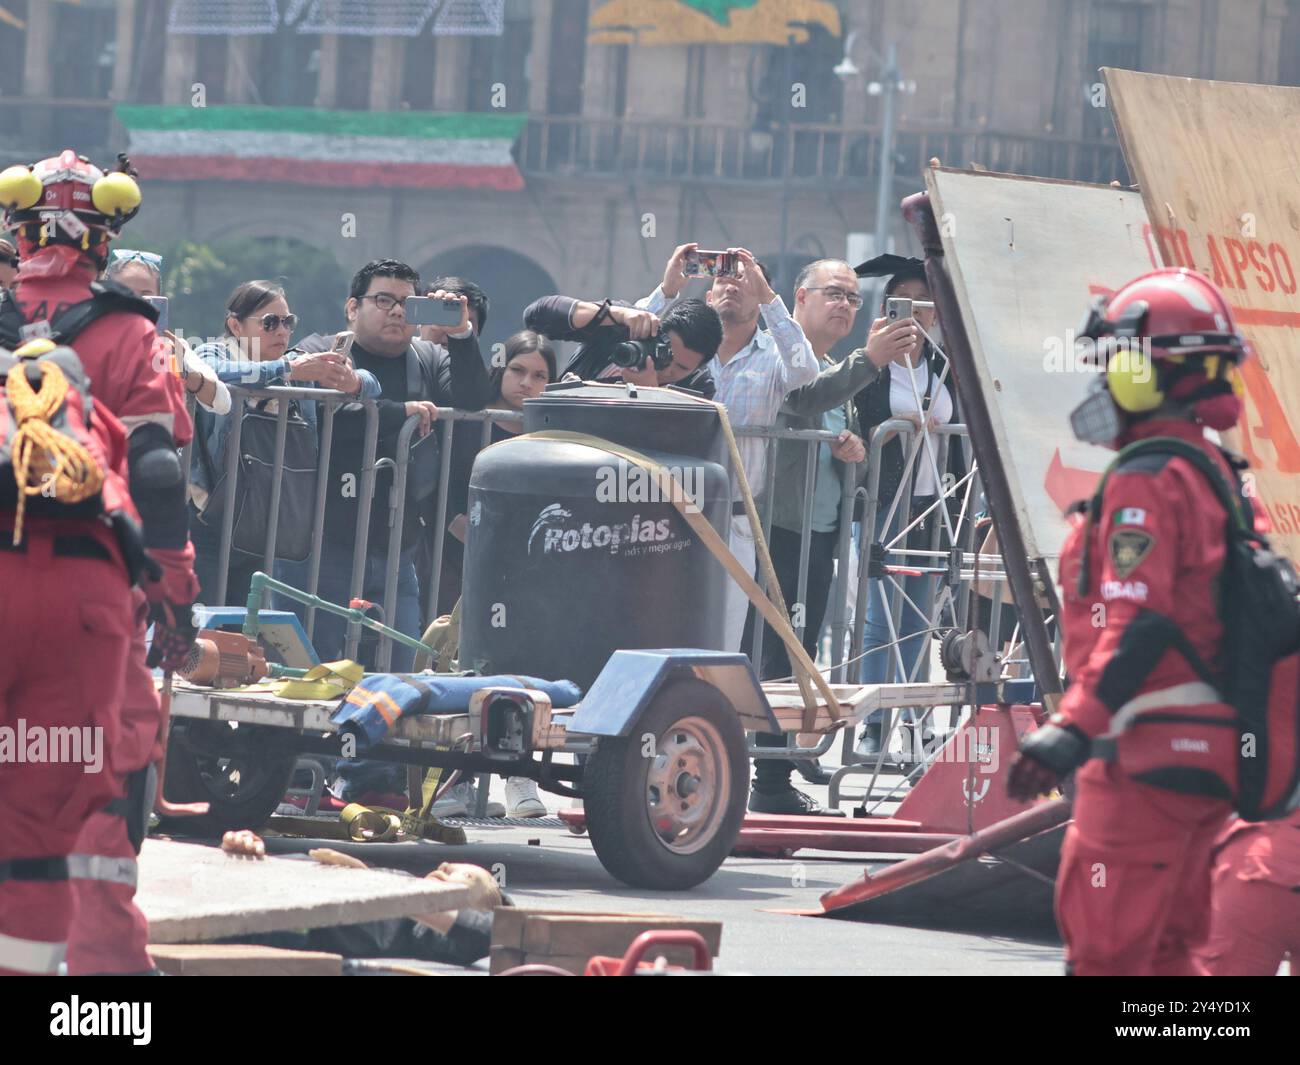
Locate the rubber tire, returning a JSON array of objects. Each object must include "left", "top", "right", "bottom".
[
  {"left": 157, "top": 728, "right": 297, "bottom": 838},
  {"left": 584, "top": 677, "right": 747, "bottom": 890}
]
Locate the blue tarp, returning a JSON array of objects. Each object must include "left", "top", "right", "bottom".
[{"left": 332, "top": 673, "right": 582, "bottom": 750}]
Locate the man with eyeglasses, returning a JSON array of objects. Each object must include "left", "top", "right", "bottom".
[
  {"left": 745, "top": 258, "right": 887, "bottom": 814},
  {"left": 290, "top": 259, "right": 491, "bottom": 679}
]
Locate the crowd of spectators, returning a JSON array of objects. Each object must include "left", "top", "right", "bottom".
[{"left": 111, "top": 241, "right": 958, "bottom": 818}]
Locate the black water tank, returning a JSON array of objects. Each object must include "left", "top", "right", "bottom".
[{"left": 459, "top": 384, "right": 732, "bottom": 689}]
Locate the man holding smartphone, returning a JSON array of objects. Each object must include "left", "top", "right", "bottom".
[{"left": 290, "top": 260, "right": 491, "bottom": 676}]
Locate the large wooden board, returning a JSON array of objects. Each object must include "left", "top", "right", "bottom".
[
  {"left": 137, "top": 839, "right": 468, "bottom": 943},
  {"left": 1106, "top": 68, "right": 1300, "bottom": 562},
  {"left": 925, "top": 167, "right": 1156, "bottom": 564}
]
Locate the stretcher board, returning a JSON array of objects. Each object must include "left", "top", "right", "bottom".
[
  {"left": 925, "top": 167, "right": 1156, "bottom": 568},
  {"left": 1105, "top": 67, "right": 1300, "bottom": 563}
]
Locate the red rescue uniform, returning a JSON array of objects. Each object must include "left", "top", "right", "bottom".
[
  {"left": 1195, "top": 812, "right": 1300, "bottom": 976},
  {"left": 11, "top": 249, "right": 198, "bottom": 974},
  {"left": 0, "top": 380, "right": 137, "bottom": 975},
  {"left": 1055, "top": 417, "right": 1238, "bottom": 975}
]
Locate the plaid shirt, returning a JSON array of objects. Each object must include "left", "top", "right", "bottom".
[
  {"left": 712, "top": 300, "right": 818, "bottom": 496},
  {"left": 639, "top": 287, "right": 817, "bottom": 495}
]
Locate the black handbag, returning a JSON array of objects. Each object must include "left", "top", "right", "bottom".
[{"left": 199, "top": 400, "right": 318, "bottom": 562}]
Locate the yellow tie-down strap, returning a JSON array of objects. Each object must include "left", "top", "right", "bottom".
[
  {"left": 335, "top": 802, "right": 467, "bottom": 845},
  {"left": 519, "top": 418, "right": 841, "bottom": 732},
  {"left": 275, "top": 659, "right": 365, "bottom": 701}
]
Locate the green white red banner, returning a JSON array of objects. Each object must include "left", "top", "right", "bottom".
[{"left": 114, "top": 106, "right": 527, "bottom": 191}]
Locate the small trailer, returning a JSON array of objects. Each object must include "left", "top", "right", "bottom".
[{"left": 162, "top": 628, "right": 1038, "bottom": 892}]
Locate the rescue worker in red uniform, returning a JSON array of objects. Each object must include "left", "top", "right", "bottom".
[
  {"left": 0, "top": 339, "right": 141, "bottom": 976},
  {"left": 1195, "top": 810, "right": 1300, "bottom": 975},
  {"left": 1009, "top": 268, "right": 1252, "bottom": 975},
  {"left": 0, "top": 150, "right": 199, "bottom": 974}
]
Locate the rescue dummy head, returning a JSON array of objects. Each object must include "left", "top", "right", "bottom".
[
  {"left": 0, "top": 149, "right": 141, "bottom": 272},
  {"left": 426, "top": 862, "right": 504, "bottom": 911},
  {"left": 1070, "top": 267, "right": 1249, "bottom": 447}
]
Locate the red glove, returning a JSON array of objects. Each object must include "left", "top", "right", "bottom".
[
  {"left": 143, "top": 544, "right": 200, "bottom": 672},
  {"left": 146, "top": 597, "right": 198, "bottom": 672}
]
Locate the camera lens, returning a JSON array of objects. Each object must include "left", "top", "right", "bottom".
[{"left": 609, "top": 340, "right": 643, "bottom": 369}]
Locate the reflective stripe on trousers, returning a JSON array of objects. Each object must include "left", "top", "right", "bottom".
[
  {"left": 1100, "top": 681, "right": 1224, "bottom": 738},
  {"left": 66, "top": 853, "right": 138, "bottom": 889},
  {"left": 0, "top": 930, "right": 66, "bottom": 975}
]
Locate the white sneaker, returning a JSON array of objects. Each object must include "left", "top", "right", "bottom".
[
  {"left": 505, "top": 777, "right": 548, "bottom": 818},
  {"left": 430, "top": 781, "right": 470, "bottom": 818},
  {"left": 431, "top": 780, "right": 506, "bottom": 817}
]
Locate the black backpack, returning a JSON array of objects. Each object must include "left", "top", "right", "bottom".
[
  {"left": 0, "top": 280, "right": 158, "bottom": 349},
  {"left": 1084, "top": 436, "right": 1300, "bottom": 820}
]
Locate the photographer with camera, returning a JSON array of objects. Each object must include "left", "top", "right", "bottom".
[{"left": 523, "top": 290, "right": 720, "bottom": 398}]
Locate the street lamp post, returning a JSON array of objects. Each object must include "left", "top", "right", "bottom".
[
  {"left": 836, "top": 35, "right": 916, "bottom": 301},
  {"left": 871, "top": 43, "right": 901, "bottom": 272}
]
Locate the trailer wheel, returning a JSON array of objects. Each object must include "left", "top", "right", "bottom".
[
  {"left": 584, "top": 678, "right": 746, "bottom": 890},
  {"left": 158, "top": 723, "right": 297, "bottom": 838}
]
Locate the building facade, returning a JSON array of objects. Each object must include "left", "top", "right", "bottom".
[{"left": 0, "top": 0, "right": 1295, "bottom": 352}]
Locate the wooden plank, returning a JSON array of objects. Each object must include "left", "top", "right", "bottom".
[
  {"left": 924, "top": 166, "right": 1155, "bottom": 566},
  {"left": 489, "top": 909, "right": 721, "bottom": 974},
  {"left": 763, "top": 681, "right": 972, "bottom": 731},
  {"left": 489, "top": 946, "right": 527, "bottom": 972},
  {"left": 1105, "top": 68, "right": 1300, "bottom": 562},
  {"left": 148, "top": 944, "right": 342, "bottom": 977},
  {"left": 137, "top": 839, "right": 468, "bottom": 943}
]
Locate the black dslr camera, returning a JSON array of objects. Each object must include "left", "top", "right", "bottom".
[{"left": 609, "top": 332, "right": 673, "bottom": 374}]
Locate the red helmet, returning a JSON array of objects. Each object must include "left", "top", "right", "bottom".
[
  {"left": 0, "top": 149, "right": 141, "bottom": 261},
  {"left": 1078, "top": 267, "right": 1250, "bottom": 362}
]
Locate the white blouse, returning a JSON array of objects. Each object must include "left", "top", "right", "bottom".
[{"left": 888, "top": 357, "right": 953, "bottom": 496}]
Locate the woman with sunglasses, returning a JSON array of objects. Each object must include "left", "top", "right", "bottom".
[{"left": 189, "top": 279, "right": 380, "bottom": 604}]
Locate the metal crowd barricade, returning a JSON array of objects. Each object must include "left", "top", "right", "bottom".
[
  {"left": 732, "top": 417, "right": 1029, "bottom": 796},
  {"left": 193, "top": 389, "right": 1027, "bottom": 774},
  {"left": 380, "top": 407, "right": 524, "bottom": 671},
  {"left": 203, "top": 383, "right": 379, "bottom": 661}
]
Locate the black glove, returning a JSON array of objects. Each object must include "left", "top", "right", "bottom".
[
  {"left": 146, "top": 598, "right": 198, "bottom": 672},
  {"left": 1007, "top": 718, "right": 1089, "bottom": 801}
]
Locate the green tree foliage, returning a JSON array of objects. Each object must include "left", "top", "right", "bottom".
[{"left": 120, "top": 234, "right": 349, "bottom": 344}]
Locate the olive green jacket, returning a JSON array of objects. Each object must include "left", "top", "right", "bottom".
[{"left": 769, "top": 346, "right": 880, "bottom": 534}]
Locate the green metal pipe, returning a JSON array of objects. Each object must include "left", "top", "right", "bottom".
[{"left": 243, "top": 571, "right": 432, "bottom": 658}]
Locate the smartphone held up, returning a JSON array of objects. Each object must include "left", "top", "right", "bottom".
[
  {"left": 684, "top": 249, "right": 739, "bottom": 278},
  {"left": 404, "top": 295, "right": 464, "bottom": 327},
  {"left": 145, "top": 295, "right": 169, "bottom": 334}
]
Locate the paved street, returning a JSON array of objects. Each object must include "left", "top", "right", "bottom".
[{"left": 256, "top": 756, "right": 1064, "bottom": 976}]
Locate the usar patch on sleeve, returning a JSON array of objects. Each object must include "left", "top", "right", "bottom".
[{"left": 1108, "top": 528, "right": 1155, "bottom": 578}]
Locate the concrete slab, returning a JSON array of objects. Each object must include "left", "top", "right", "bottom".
[{"left": 137, "top": 838, "right": 469, "bottom": 943}]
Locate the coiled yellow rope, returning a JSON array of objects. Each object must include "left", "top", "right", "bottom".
[{"left": 6, "top": 359, "right": 102, "bottom": 545}]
